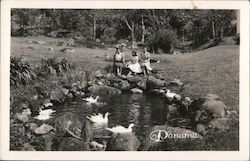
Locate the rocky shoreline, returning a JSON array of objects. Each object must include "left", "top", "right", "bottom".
[{"left": 11, "top": 67, "right": 237, "bottom": 151}]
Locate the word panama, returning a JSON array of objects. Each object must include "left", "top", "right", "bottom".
[{"left": 150, "top": 129, "right": 199, "bottom": 142}]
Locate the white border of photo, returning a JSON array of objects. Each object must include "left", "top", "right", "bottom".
[{"left": 1, "top": 0, "right": 249, "bottom": 160}]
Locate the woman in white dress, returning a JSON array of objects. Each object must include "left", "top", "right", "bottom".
[{"left": 127, "top": 51, "right": 143, "bottom": 74}]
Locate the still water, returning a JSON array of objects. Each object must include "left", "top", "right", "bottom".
[{"left": 56, "top": 93, "right": 192, "bottom": 142}]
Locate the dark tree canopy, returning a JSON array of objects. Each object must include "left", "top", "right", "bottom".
[{"left": 11, "top": 9, "right": 238, "bottom": 52}]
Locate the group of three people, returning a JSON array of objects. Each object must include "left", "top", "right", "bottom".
[{"left": 113, "top": 46, "right": 152, "bottom": 76}]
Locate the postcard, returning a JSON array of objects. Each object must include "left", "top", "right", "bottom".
[{"left": 1, "top": 0, "right": 249, "bottom": 160}]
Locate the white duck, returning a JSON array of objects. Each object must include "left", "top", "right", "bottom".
[
  {"left": 34, "top": 108, "right": 56, "bottom": 120},
  {"left": 106, "top": 123, "right": 135, "bottom": 133},
  {"left": 86, "top": 112, "right": 110, "bottom": 123},
  {"left": 43, "top": 102, "right": 53, "bottom": 108},
  {"left": 83, "top": 96, "right": 100, "bottom": 104},
  {"left": 90, "top": 141, "right": 107, "bottom": 149},
  {"left": 39, "top": 109, "right": 56, "bottom": 116},
  {"left": 165, "top": 89, "right": 181, "bottom": 101},
  {"left": 34, "top": 114, "right": 53, "bottom": 120}
]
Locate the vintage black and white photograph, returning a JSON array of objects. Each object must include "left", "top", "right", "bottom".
[{"left": 8, "top": 7, "right": 242, "bottom": 152}]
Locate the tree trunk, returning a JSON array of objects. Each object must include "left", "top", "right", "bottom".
[
  {"left": 147, "top": 9, "right": 159, "bottom": 32},
  {"left": 125, "top": 20, "right": 135, "bottom": 49},
  {"left": 131, "top": 22, "right": 135, "bottom": 49},
  {"left": 181, "top": 29, "right": 185, "bottom": 42},
  {"left": 220, "top": 28, "right": 224, "bottom": 38},
  {"left": 212, "top": 21, "right": 216, "bottom": 40},
  {"left": 93, "top": 14, "right": 96, "bottom": 39},
  {"left": 141, "top": 16, "right": 145, "bottom": 43},
  {"left": 152, "top": 10, "right": 159, "bottom": 31},
  {"left": 51, "top": 9, "right": 58, "bottom": 29}
]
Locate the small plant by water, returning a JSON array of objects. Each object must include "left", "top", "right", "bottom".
[
  {"left": 10, "top": 56, "right": 37, "bottom": 86},
  {"left": 36, "top": 57, "right": 72, "bottom": 77}
]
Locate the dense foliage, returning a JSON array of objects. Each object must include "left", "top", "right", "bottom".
[
  {"left": 147, "top": 29, "right": 178, "bottom": 53},
  {"left": 11, "top": 9, "right": 238, "bottom": 51},
  {"left": 10, "top": 56, "right": 37, "bottom": 86},
  {"left": 36, "top": 57, "right": 72, "bottom": 77}
]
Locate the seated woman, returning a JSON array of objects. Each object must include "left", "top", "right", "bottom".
[
  {"left": 140, "top": 47, "right": 152, "bottom": 75},
  {"left": 127, "top": 51, "right": 143, "bottom": 75},
  {"left": 113, "top": 46, "right": 125, "bottom": 75}
]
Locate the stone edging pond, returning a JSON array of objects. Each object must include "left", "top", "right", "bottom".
[{"left": 12, "top": 68, "right": 237, "bottom": 151}]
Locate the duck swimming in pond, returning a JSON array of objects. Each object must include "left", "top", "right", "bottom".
[
  {"left": 86, "top": 112, "right": 110, "bottom": 124},
  {"left": 34, "top": 108, "right": 56, "bottom": 120},
  {"left": 83, "top": 96, "right": 100, "bottom": 104},
  {"left": 106, "top": 123, "right": 135, "bottom": 133}
]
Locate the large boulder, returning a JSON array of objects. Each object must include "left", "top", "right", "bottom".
[
  {"left": 209, "top": 118, "right": 231, "bottom": 130},
  {"left": 111, "top": 79, "right": 130, "bottom": 91},
  {"left": 15, "top": 113, "right": 29, "bottom": 123},
  {"left": 25, "top": 123, "right": 38, "bottom": 132},
  {"left": 42, "top": 132, "right": 56, "bottom": 151},
  {"left": 108, "top": 133, "right": 141, "bottom": 151},
  {"left": 137, "top": 78, "right": 147, "bottom": 90},
  {"left": 50, "top": 89, "right": 65, "bottom": 105},
  {"left": 130, "top": 88, "right": 143, "bottom": 94},
  {"left": 147, "top": 76, "right": 166, "bottom": 90},
  {"left": 149, "top": 89, "right": 165, "bottom": 96},
  {"left": 201, "top": 99, "right": 226, "bottom": 118},
  {"left": 34, "top": 124, "right": 54, "bottom": 135},
  {"left": 119, "top": 80, "right": 130, "bottom": 91},
  {"left": 189, "top": 95, "right": 226, "bottom": 122},
  {"left": 88, "top": 85, "right": 121, "bottom": 96},
  {"left": 126, "top": 76, "right": 143, "bottom": 84},
  {"left": 54, "top": 112, "right": 84, "bottom": 140},
  {"left": 143, "top": 125, "right": 204, "bottom": 151}
]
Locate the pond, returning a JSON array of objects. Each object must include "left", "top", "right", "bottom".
[{"left": 56, "top": 92, "right": 193, "bottom": 147}]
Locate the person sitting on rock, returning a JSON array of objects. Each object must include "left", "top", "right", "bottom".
[
  {"left": 127, "top": 51, "right": 143, "bottom": 75},
  {"left": 140, "top": 47, "right": 152, "bottom": 75},
  {"left": 113, "top": 46, "right": 125, "bottom": 75}
]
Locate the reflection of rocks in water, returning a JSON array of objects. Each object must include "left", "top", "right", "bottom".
[
  {"left": 166, "top": 117, "right": 193, "bottom": 129},
  {"left": 58, "top": 137, "right": 84, "bottom": 151},
  {"left": 108, "top": 132, "right": 141, "bottom": 151},
  {"left": 128, "top": 104, "right": 140, "bottom": 126},
  {"left": 142, "top": 105, "right": 151, "bottom": 129},
  {"left": 91, "top": 123, "right": 109, "bottom": 138}
]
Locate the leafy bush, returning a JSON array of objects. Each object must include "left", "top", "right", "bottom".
[
  {"left": 36, "top": 57, "right": 72, "bottom": 77},
  {"left": 10, "top": 56, "right": 36, "bottom": 86},
  {"left": 147, "top": 29, "right": 178, "bottom": 53}
]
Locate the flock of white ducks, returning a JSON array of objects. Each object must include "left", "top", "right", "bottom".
[{"left": 84, "top": 95, "right": 135, "bottom": 133}]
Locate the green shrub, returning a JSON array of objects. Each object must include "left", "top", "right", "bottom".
[
  {"left": 147, "top": 29, "right": 178, "bottom": 53},
  {"left": 36, "top": 57, "right": 72, "bottom": 77},
  {"left": 10, "top": 56, "right": 36, "bottom": 86}
]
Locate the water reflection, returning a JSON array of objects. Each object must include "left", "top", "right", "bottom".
[
  {"left": 91, "top": 123, "right": 109, "bottom": 137},
  {"left": 57, "top": 93, "right": 192, "bottom": 141}
]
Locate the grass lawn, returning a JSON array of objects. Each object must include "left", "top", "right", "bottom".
[{"left": 11, "top": 36, "right": 239, "bottom": 111}]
